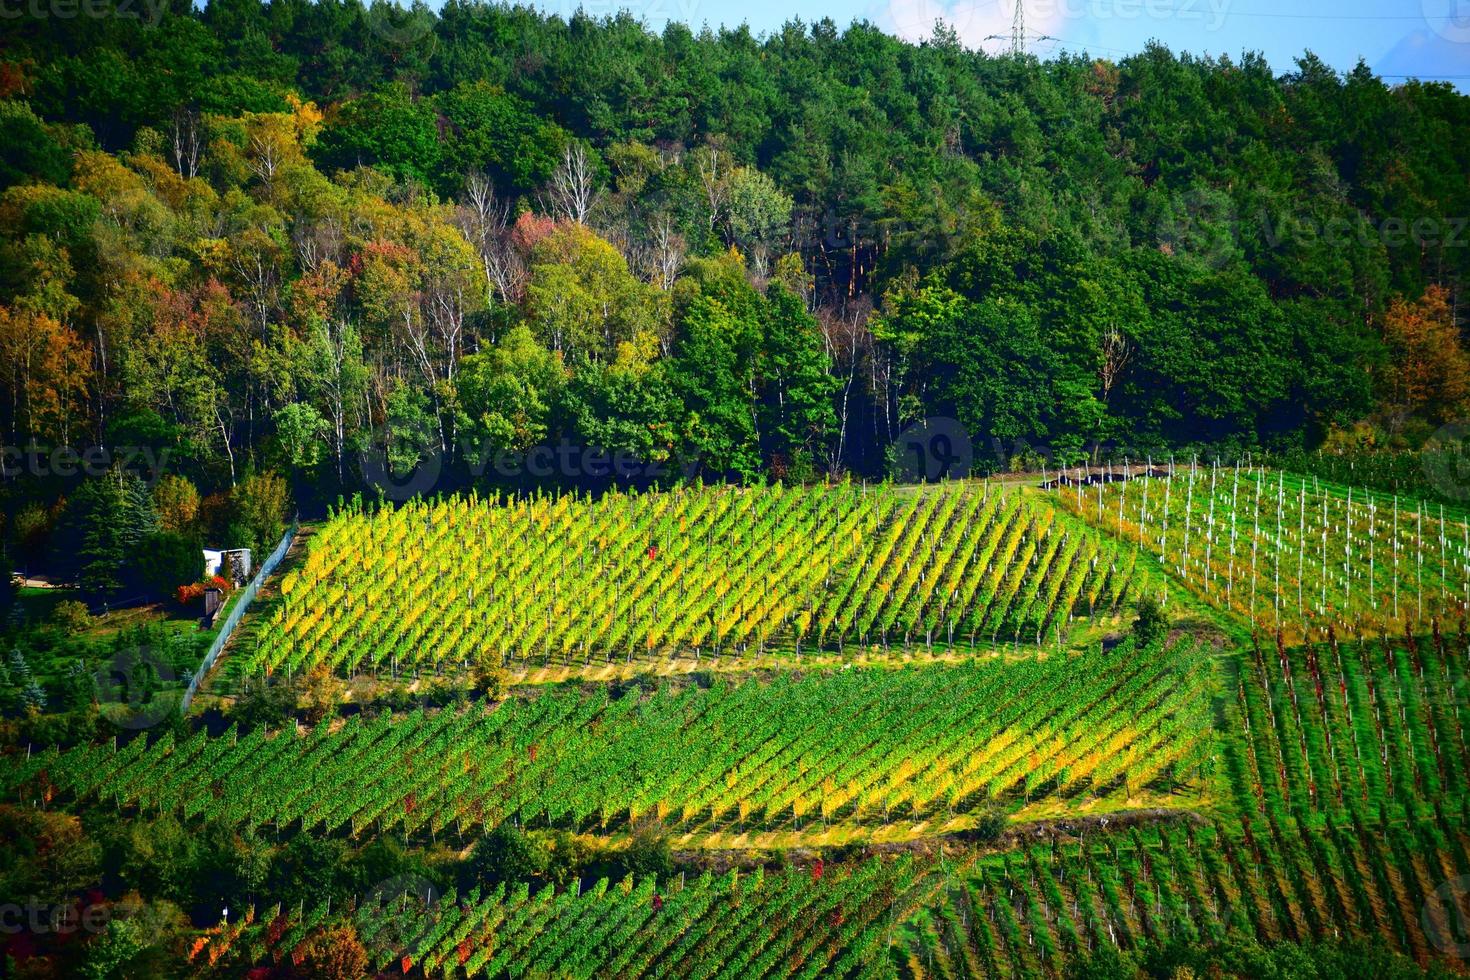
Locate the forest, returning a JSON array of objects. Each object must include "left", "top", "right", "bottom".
[{"left": 1, "top": 0, "right": 1469, "bottom": 527}]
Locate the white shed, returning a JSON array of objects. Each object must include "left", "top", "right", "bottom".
[{"left": 203, "top": 548, "right": 252, "bottom": 584}]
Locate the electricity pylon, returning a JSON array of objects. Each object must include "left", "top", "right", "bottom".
[{"left": 985, "top": 0, "right": 1055, "bottom": 57}]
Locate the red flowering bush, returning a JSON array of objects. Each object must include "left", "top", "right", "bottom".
[{"left": 177, "top": 576, "right": 232, "bottom": 606}]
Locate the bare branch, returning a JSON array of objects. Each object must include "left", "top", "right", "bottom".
[{"left": 547, "top": 144, "right": 596, "bottom": 224}]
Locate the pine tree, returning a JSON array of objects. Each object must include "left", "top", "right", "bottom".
[
  {"left": 63, "top": 660, "right": 95, "bottom": 712},
  {"left": 8, "top": 648, "right": 45, "bottom": 713},
  {"left": 63, "top": 469, "right": 161, "bottom": 600},
  {"left": 21, "top": 676, "right": 47, "bottom": 713}
]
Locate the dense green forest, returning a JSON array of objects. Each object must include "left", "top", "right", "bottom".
[{"left": 2, "top": 0, "right": 1470, "bottom": 523}]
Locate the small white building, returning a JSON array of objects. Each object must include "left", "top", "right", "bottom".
[{"left": 202, "top": 548, "right": 252, "bottom": 584}]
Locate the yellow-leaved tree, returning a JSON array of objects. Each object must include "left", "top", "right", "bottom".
[{"left": 1381, "top": 284, "right": 1470, "bottom": 426}]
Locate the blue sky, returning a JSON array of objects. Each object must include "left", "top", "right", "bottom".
[{"left": 540, "top": 0, "right": 1470, "bottom": 88}]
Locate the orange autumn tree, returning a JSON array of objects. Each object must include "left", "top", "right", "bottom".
[
  {"left": 0, "top": 303, "right": 93, "bottom": 447},
  {"left": 295, "top": 922, "right": 368, "bottom": 980},
  {"left": 1381, "top": 284, "right": 1470, "bottom": 425}
]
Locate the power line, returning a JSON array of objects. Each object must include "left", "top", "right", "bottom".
[
  {"left": 1036, "top": 36, "right": 1135, "bottom": 56},
  {"left": 1213, "top": 9, "right": 1470, "bottom": 18},
  {"left": 1037, "top": 36, "right": 1470, "bottom": 82}
]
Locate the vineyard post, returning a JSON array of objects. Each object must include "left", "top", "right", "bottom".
[
  {"left": 1297, "top": 482, "right": 1306, "bottom": 616},
  {"left": 1344, "top": 488, "right": 1353, "bottom": 609},
  {"left": 1439, "top": 504, "right": 1447, "bottom": 608},
  {"left": 1273, "top": 472, "right": 1283, "bottom": 631},
  {"left": 1250, "top": 470, "right": 1261, "bottom": 621},
  {"left": 1117, "top": 460, "right": 1126, "bottom": 532},
  {"left": 1161, "top": 473, "right": 1172, "bottom": 565},
  {"left": 1205, "top": 462, "right": 1217, "bottom": 593},
  {"left": 1369, "top": 498, "right": 1377, "bottom": 610},
  {"left": 1142, "top": 456, "right": 1153, "bottom": 551},
  {"left": 1418, "top": 500, "right": 1425, "bottom": 623},
  {"left": 1183, "top": 460, "right": 1195, "bottom": 579},
  {"left": 1393, "top": 496, "right": 1400, "bottom": 622},
  {"left": 1319, "top": 489, "right": 1328, "bottom": 619}
]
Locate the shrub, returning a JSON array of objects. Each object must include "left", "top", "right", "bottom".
[
  {"left": 50, "top": 599, "right": 91, "bottom": 635},
  {"left": 466, "top": 824, "right": 549, "bottom": 886},
  {"left": 621, "top": 830, "right": 673, "bottom": 881},
  {"left": 230, "top": 471, "right": 290, "bottom": 557},
  {"left": 970, "top": 807, "right": 1007, "bottom": 843},
  {"left": 1131, "top": 594, "right": 1168, "bottom": 649},
  {"left": 473, "top": 657, "right": 511, "bottom": 701},
  {"left": 229, "top": 677, "right": 295, "bottom": 733}
]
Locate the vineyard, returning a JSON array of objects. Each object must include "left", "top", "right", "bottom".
[
  {"left": 19, "top": 471, "right": 1470, "bottom": 977},
  {"left": 894, "top": 807, "right": 1470, "bottom": 977},
  {"left": 244, "top": 482, "right": 1142, "bottom": 677},
  {"left": 1052, "top": 465, "right": 1470, "bottom": 641},
  {"left": 1221, "top": 621, "right": 1470, "bottom": 821},
  {"left": 7, "top": 642, "right": 1213, "bottom": 840},
  {"left": 201, "top": 855, "right": 939, "bottom": 978},
  {"left": 191, "top": 804, "right": 1470, "bottom": 978}
]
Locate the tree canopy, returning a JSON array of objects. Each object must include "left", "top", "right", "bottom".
[{"left": 1, "top": 3, "right": 1468, "bottom": 527}]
